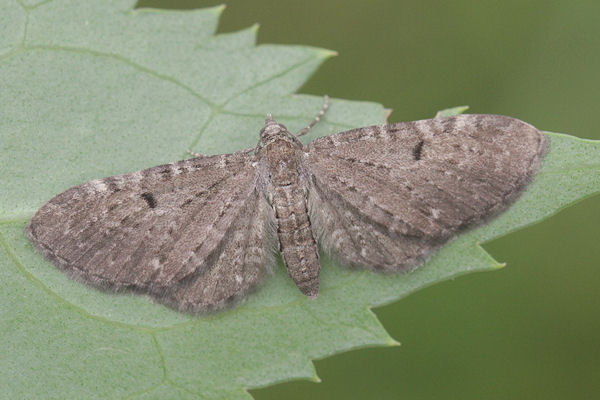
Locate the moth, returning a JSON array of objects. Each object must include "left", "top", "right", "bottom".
[{"left": 26, "top": 97, "right": 547, "bottom": 313}]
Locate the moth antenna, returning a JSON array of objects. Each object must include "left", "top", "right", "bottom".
[{"left": 296, "top": 95, "right": 329, "bottom": 137}]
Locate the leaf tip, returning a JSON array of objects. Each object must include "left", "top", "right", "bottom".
[
  {"left": 493, "top": 261, "right": 507, "bottom": 270},
  {"left": 211, "top": 4, "right": 227, "bottom": 16},
  {"left": 435, "top": 105, "right": 470, "bottom": 118},
  {"left": 316, "top": 48, "right": 338, "bottom": 59}
]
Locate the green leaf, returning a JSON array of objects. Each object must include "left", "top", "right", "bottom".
[
  {"left": 0, "top": 2, "right": 598, "bottom": 399},
  {"left": 435, "top": 105, "right": 470, "bottom": 118}
]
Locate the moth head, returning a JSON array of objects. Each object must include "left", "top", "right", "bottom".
[
  {"left": 261, "top": 114, "right": 288, "bottom": 138},
  {"left": 255, "top": 114, "right": 301, "bottom": 153}
]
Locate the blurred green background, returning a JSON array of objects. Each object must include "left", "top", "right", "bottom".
[{"left": 137, "top": 1, "right": 600, "bottom": 398}]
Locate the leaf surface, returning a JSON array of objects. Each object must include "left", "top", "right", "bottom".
[{"left": 1, "top": 2, "right": 598, "bottom": 398}]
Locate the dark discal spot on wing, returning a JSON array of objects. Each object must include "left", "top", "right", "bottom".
[
  {"left": 140, "top": 192, "right": 157, "bottom": 208},
  {"left": 413, "top": 140, "right": 424, "bottom": 161}
]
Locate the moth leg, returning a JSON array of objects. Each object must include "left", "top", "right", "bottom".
[
  {"left": 185, "top": 149, "right": 207, "bottom": 158},
  {"left": 295, "top": 95, "right": 329, "bottom": 137},
  {"left": 186, "top": 147, "right": 256, "bottom": 158}
]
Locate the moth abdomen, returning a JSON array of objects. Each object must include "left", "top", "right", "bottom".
[
  {"left": 262, "top": 130, "right": 321, "bottom": 298},
  {"left": 273, "top": 183, "right": 320, "bottom": 297}
]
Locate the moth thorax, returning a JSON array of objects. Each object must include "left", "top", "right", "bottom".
[{"left": 264, "top": 138, "right": 301, "bottom": 187}]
